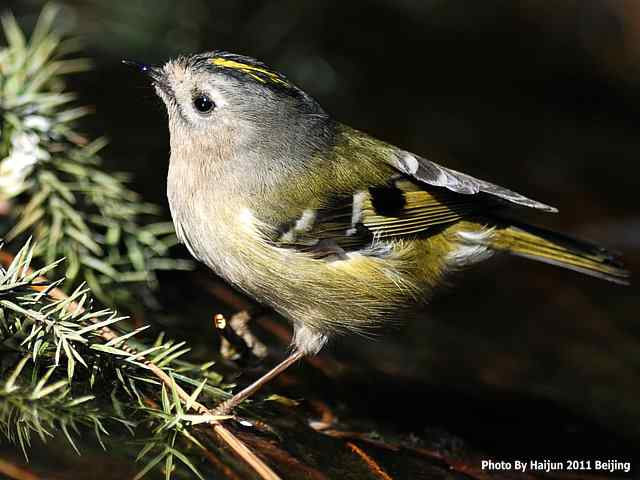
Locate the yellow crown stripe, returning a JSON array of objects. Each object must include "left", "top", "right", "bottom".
[{"left": 211, "top": 58, "right": 289, "bottom": 87}]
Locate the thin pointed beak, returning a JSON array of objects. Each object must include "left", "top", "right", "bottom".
[
  {"left": 122, "top": 59, "right": 172, "bottom": 97},
  {"left": 122, "top": 59, "right": 162, "bottom": 80}
]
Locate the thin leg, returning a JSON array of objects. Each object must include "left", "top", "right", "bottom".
[{"left": 214, "top": 350, "right": 305, "bottom": 415}]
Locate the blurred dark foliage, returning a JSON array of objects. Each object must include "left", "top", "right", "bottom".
[{"left": 4, "top": 0, "right": 640, "bottom": 474}]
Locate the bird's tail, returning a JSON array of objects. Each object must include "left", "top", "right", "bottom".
[{"left": 487, "top": 221, "right": 630, "bottom": 285}]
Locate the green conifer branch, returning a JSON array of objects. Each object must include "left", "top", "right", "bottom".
[
  {"left": 0, "top": 241, "right": 237, "bottom": 479},
  {"left": 0, "top": 4, "right": 191, "bottom": 310}
]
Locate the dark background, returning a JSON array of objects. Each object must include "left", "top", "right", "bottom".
[{"left": 6, "top": 0, "right": 640, "bottom": 470}]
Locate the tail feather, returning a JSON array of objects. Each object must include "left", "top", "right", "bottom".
[{"left": 489, "top": 221, "right": 630, "bottom": 285}]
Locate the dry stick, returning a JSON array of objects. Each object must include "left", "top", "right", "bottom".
[
  {"left": 143, "top": 395, "right": 247, "bottom": 480},
  {"left": 0, "top": 458, "right": 41, "bottom": 480},
  {"left": 198, "top": 274, "right": 348, "bottom": 377},
  {"left": 234, "top": 431, "right": 329, "bottom": 480},
  {"left": 0, "top": 251, "right": 281, "bottom": 480},
  {"left": 197, "top": 442, "right": 245, "bottom": 480},
  {"left": 346, "top": 442, "right": 394, "bottom": 480},
  {"left": 324, "top": 430, "right": 524, "bottom": 480}
]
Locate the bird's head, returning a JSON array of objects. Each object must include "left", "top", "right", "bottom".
[{"left": 126, "top": 52, "right": 329, "bottom": 164}]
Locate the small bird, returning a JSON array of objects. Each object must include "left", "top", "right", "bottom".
[{"left": 127, "top": 52, "right": 629, "bottom": 413}]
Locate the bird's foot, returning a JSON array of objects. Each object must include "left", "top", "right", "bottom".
[{"left": 212, "top": 350, "right": 305, "bottom": 417}]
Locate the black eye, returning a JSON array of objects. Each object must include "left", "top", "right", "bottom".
[{"left": 193, "top": 95, "right": 215, "bottom": 114}]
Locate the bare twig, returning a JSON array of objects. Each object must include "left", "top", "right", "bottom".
[
  {"left": 222, "top": 430, "right": 329, "bottom": 480},
  {"left": 346, "top": 442, "right": 394, "bottom": 480},
  {"left": 0, "top": 250, "right": 282, "bottom": 480},
  {"left": 307, "top": 399, "right": 337, "bottom": 431},
  {"left": 322, "top": 430, "right": 542, "bottom": 480},
  {"left": 215, "top": 311, "right": 268, "bottom": 361},
  {"left": 198, "top": 273, "right": 348, "bottom": 378},
  {"left": 0, "top": 458, "right": 41, "bottom": 480},
  {"left": 197, "top": 440, "right": 245, "bottom": 480}
]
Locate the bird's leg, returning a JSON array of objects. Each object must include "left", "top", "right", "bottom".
[{"left": 213, "top": 349, "right": 305, "bottom": 415}]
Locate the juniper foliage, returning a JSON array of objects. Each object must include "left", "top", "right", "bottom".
[
  {"left": 0, "top": 241, "right": 230, "bottom": 479},
  {"left": 0, "top": 7, "right": 228, "bottom": 479},
  {"left": 0, "top": 4, "right": 191, "bottom": 309}
]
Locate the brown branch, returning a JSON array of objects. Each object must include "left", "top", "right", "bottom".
[
  {"left": 143, "top": 395, "right": 247, "bottom": 480},
  {"left": 215, "top": 311, "right": 268, "bottom": 361},
  {"left": 324, "top": 430, "right": 489, "bottom": 479},
  {"left": 228, "top": 431, "right": 330, "bottom": 480},
  {"left": 346, "top": 442, "right": 394, "bottom": 480},
  {"left": 0, "top": 250, "right": 282, "bottom": 480},
  {"left": 307, "top": 399, "right": 337, "bottom": 431},
  {"left": 198, "top": 273, "right": 349, "bottom": 379},
  {"left": 324, "top": 430, "right": 556, "bottom": 480},
  {"left": 197, "top": 440, "right": 245, "bottom": 480},
  {"left": 321, "top": 431, "right": 401, "bottom": 452},
  {"left": 0, "top": 458, "right": 41, "bottom": 480}
]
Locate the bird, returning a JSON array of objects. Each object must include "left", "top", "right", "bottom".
[{"left": 126, "top": 51, "right": 629, "bottom": 414}]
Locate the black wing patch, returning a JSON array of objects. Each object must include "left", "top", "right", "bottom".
[
  {"left": 361, "top": 181, "right": 478, "bottom": 239},
  {"left": 274, "top": 178, "right": 484, "bottom": 256}
]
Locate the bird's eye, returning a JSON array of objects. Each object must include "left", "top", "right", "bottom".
[{"left": 193, "top": 95, "right": 215, "bottom": 114}]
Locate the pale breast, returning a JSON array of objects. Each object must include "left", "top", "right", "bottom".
[
  {"left": 167, "top": 162, "right": 428, "bottom": 355},
  {"left": 168, "top": 185, "right": 256, "bottom": 286}
]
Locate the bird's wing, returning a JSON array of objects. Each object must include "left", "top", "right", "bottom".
[
  {"left": 388, "top": 150, "right": 558, "bottom": 213},
  {"left": 274, "top": 177, "right": 486, "bottom": 255},
  {"left": 273, "top": 127, "right": 556, "bottom": 255}
]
